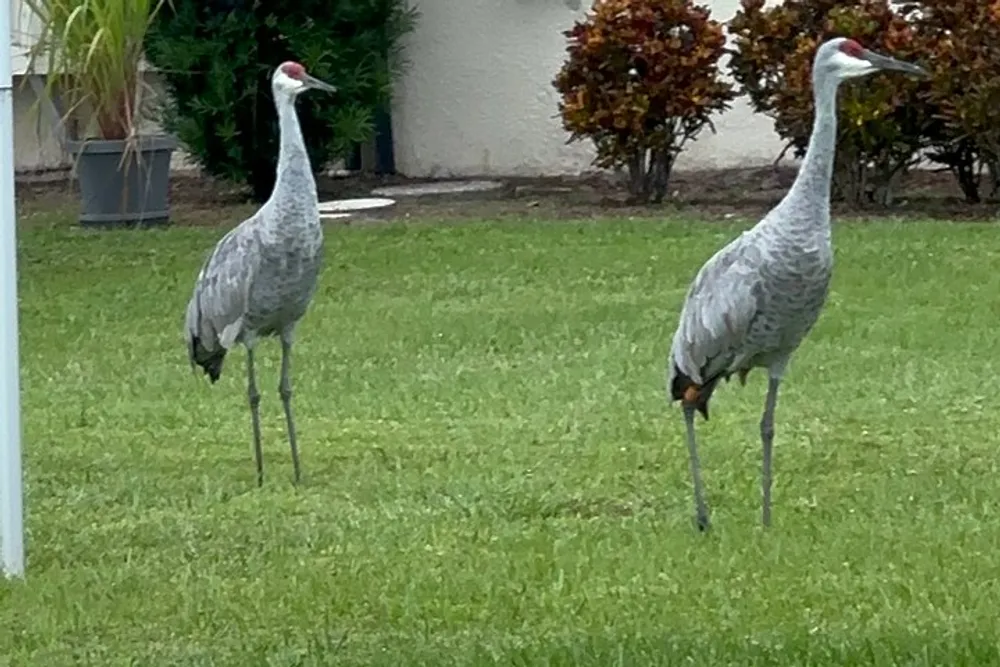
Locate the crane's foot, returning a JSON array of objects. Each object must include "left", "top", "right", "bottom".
[{"left": 694, "top": 512, "right": 711, "bottom": 532}]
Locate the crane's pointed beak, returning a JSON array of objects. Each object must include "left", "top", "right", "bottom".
[
  {"left": 303, "top": 74, "right": 337, "bottom": 93},
  {"left": 861, "top": 49, "right": 928, "bottom": 77}
]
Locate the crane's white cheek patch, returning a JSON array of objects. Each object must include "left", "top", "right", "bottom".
[
  {"left": 274, "top": 71, "right": 305, "bottom": 93},
  {"left": 830, "top": 51, "right": 875, "bottom": 79}
]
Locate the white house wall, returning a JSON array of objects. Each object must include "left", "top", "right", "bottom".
[
  {"left": 391, "top": 0, "right": 787, "bottom": 178},
  {"left": 11, "top": 0, "right": 62, "bottom": 171},
  {"left": 12, "top": 79, "right": 65, "bottom": 171}
]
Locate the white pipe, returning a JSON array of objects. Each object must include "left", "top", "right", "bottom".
[{"left": 0, "top": 0, "right": 24, "bottom": 579}]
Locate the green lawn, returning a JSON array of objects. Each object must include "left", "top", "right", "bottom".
[{"left": 3, "top": 211, "right": 1000, "bottom": 665}]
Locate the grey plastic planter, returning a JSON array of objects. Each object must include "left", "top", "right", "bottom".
[{"left": 68, "top": 135, "right": 177, "bottom": 227}]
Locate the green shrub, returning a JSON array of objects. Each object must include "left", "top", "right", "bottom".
[
  {"left": 145, "top": 0, "right": 417, "bottom": 202},
  {"left": 728, "top": 0, "right": 927, "bottom": 207},
  {"left": 553, "top": 0, "right": 735, "bottom": 204}
]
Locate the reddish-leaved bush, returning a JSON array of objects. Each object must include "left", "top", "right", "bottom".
[
  {"left": 553, "top": 0, "right": 735, "bottom": 203},
  {"left": 728, "top": 0, "right": 927, "bottom": 207},
  {"left": 903, "top": 0, "right": 1000, "bottom": 202}
]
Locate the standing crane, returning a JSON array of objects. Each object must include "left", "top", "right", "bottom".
[
  {"left": 184, "top": 61, "right": 336, "bottom": 486},
  {"left": 666, "top": 38, "right": 926, "bottom": 531}
]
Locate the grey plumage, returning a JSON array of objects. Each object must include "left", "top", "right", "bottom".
[
  {"left": 666, "top": 38, "right": 927, "bottom": 530},
  {"left": 185, "top": 223, "right": 262, "bottom": 382},
  {"left": 184, "top": 61, "right": 337, "bottom": 486}
]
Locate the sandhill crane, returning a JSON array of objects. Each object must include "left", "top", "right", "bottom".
[
  {"left": 667, "top": 38, "right": 926, "bottom": 531},
  {"left": 184, "top": 61, "right": 336, "bottom": 486}
]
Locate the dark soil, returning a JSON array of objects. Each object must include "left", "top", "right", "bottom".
[{"left": 14, "top": 166, "right": 999, "bottom": 227}]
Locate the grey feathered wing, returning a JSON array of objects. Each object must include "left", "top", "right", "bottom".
[
  {"left": 185, "top": 222, "right": 262, "bottom": 383},
  {"left": 668, "top": 231, "right": 764, "bottom": 419}
]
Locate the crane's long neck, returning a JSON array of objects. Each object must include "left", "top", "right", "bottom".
[
  {"left": 781, "top": 73, "right": 840, "bottom": 217},
  {"left": 268, "top": 93, "right": 318, "bottom": 210}
]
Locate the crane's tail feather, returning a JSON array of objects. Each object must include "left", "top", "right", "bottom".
[
  {"left": 189, "top": 336, "right": 227, "bottom": 384},
  {"left": 669, "top": 364, "right": 727, "bottom": 421}
]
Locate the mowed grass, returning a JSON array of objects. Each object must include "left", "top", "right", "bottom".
[{"left": 3, "top": 211, "right": 1000, "bottom": 665}]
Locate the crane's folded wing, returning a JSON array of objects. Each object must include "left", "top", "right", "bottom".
[
  {"left": 670, "top": 233, "right": 764, "bottom": 384},
  {"left": 185, "top": 221, "right": 263, "bottom": 351}
]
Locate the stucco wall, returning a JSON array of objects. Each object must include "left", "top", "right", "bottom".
[
  {"left": 11, "top": 79, "right": 65, "bottom": 172},
  {"left": 391, "top": 0, "right": 786, "bottom": 178}
]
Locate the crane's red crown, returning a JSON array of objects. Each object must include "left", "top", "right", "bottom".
[
  {"left": 839, "top": 39, "right": 864, "bottom": 58},
  {"left": 280, "top": 61, "right": 306, "bottom": 79}
]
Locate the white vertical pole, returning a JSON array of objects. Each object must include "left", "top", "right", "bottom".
[{"left": 0, "top": 0, "right": 24, "bottom": 579}]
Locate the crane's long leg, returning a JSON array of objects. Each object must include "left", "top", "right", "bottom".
[
  {"left": 246, "top": 346, "right": 264, "bottom": 487},
  {"left": 279, "top": 337, "right": 302, "bottom": 484},
  {"left": 683, "top": 404, "right": 710, "bottom": 531},
  {"left": 760, "top": 377, "right": 781, "bottom": 527}
]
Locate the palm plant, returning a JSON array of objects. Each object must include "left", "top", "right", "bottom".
[
  {"left": 24, "top": 0, "right": 169, "bottom": 140},
  {"left": 22, "top": 0, "right": 178, "bottom": 226}
]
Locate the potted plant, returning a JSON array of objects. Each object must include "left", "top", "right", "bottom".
[{"left": 23, "top": 0, "right": 177, "bottom": 227}]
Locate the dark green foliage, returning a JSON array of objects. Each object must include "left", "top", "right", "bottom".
[{"left": 145, "top": 0, "right": 416, "bottom": 201}]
